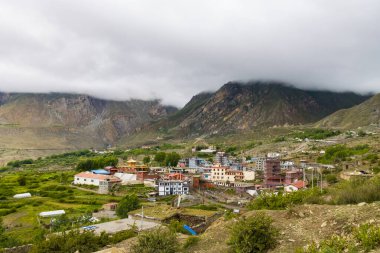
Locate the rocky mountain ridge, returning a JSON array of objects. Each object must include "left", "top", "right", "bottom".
[{"left": 163, "top": 81, "right": 371, "bottom": 136}]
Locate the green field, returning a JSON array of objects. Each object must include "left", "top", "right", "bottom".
[{"left": 0, "top": 171, "right": 122, "bottom": 243}]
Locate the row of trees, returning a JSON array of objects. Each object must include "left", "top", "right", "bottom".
[
  {"left": 154, "top": 152, "right": 181, "bottom": 166},
  {"left": 76, "top": 155, "right": 118, "bottom": 171}
]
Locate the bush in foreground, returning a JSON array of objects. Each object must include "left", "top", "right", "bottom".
[
  {"left": 132, "top": 229, "right": 179, "bottom": 253},
  {"left": 228, "top": 213, "right": 279, "bottom": 253},
  {"left": 298, "top": 223, "right": 380, "bottom": 253},
  {"left": 31, "top": 229, "right": 136, "bottom": 253}
]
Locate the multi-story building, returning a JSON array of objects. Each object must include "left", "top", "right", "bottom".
[
  {"left": 264, "top": 158, "right": 284, "bottom": 188},
  {"left": 211, "top": 164, "right": 228, "bottom": 182},
  {"left": 225, "top": 170, "right": 244, "bottom": 182},
  {"left": 188, "top": 157, "right": 206, "bottom": 168},
  {"left": 214, "top": 152, "right": 229, "bottom": 166},
  {"left": 157, "top": 180, "right": 190, "bottom": 196},
  {"left": 251, "top": 157, "right": 266, "bottom": 170}
]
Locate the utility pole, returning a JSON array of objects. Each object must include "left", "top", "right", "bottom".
[
  {"left": 140, "top": 206, "right": 144, "bottom": 231},
  {"left": 311, "top": 168, "right": 314, "bottom": 189},
  {"left": 320, "top": 172, "right": 323, "bottom": 193},
  {"left": 303, "top": 167, "right": 306, "bottom": 184}
]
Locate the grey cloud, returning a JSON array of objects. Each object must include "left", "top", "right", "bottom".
[{"left": 0, "top": 0, "right": 380, "bottom": 106}]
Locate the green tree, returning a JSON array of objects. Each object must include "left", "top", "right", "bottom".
[
  {"left": 132, "top": 229, "right": 179, "bottom": 253},
  {"left": 116, "top": 194, "right": 141, "bottom": 218},
  {"left": 228, "top": 213, "right": 279, "bottom": 253},
  {"left": 143, "top": 156, "right": 151, "bottom": 164},
  {"left": 164, "top": 152, "right": 181, "bottom": 167},
  {"left": 154, "top": 152, "right": 166, "bottom": 165},
  {"left": 76, "top": 155, "right": 118, "bottom": 171}
]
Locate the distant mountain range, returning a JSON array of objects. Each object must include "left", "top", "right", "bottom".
[
  {"left": 0, "top": 93, "right": 176, "bottom": 149},
  {"left": 0, "top": 82, "right": 374, "bottom": 149}
]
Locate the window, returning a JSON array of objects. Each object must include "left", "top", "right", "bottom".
[
  {"left": 91, "top": 179, "right": 94, "bottom": 182},
  {"left": 84, "top": 179, "right": 87, "bottom": 181},
  {"left": 76, "top": 178, "right": 79, "bottom": 180}
]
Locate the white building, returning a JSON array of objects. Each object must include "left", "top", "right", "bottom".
[
  {"left": 281, "top": 161, "right": 295, "bottom": 170},
  {"left": 157, "top": 180, "right": 190, "bottom": 196},
  {"left": 211, "top": 164, "right": 229, "bottom": 182},
  {"left": 114, "top": 173, "right": 137, "bottom": 184},
  {"left": 243, "top": 170, "right": 255, "bottom": 181},
  {"left": 267, "top": 152, "right": 281, "bottom": 158},
  {"left": 74, "top": 171, "right": 121, "bottom": 186}
]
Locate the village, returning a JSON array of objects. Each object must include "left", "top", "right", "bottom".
[
  {"left": 73, "top": 150, "right": 320, "bottom": 203},
  {"left": 2, "top": 130, "right": 380, "bottom": 253}
]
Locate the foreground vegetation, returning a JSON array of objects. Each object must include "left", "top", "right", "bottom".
[
  {"left": 31, "top": 228, "right": 136, "bottom": 253},
  {"left": 249, "top": 175, "right": 380, "bottom": 211},
  {"left": 298, "top": 223, "right": 380, "bottom": 253}
]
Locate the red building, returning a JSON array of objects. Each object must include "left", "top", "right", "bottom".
[
  {"left": 285, "top": 170, "right": 303, "bottom": 185},
  {"left": 264, "top": 158, "right": 284, "bottom": 188},
  {"left": 164, "top": 173, "right": 185, "bottom": 180},
  {"left": 136, "top": 171, "right": 160, "bottom": 181}
]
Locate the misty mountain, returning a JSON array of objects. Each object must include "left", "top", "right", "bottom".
[
  {"left": 162, "top": 81, "right": 371, "bottom": 136},
  {"left": 0, "top": 92, "right": 177, "bottom": 149},
  {"left": 0, "top": 82, "right": 372, "bottom": 149}
]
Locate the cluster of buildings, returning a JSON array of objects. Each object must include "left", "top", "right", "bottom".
[{"left": 74, "top": 150, "right": 328, "bottom": 197}]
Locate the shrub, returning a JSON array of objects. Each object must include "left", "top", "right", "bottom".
[
  {"left": 298, "top": 223, "right": 380, "bottom": 253},
  {"left": 167, "top": 220, "right": 189, "bottom": 234},
  {"left": 329, "top": 176, "right": 380, "bottom": 204},
  {"left": 292, "top": 129, "right": 341, "bottom": 140},
  {"left": 228, "top": 213, "right": 279, "bottom": 253},
  {"left": 273, "top": 136, "right": 286, "bottom": 143},
  {"left": 325, "top": 174, "right": 338, "bottom": 184},
  {"left": 183, "top": 236, "right": 200, "bottom": 249},
  {"left": 0, "top": 218, "right": 20, "bottom": 248},
  {"left": 132, "top": 229, "right": 179, "bottom": 253},
  {"left": 317, "top": 144, "right": 369, "bottom": 164},
  {"left": 354, "top": 223, "right": 380, "bottom": 251},
  {"left": 248, "top": 189, "right": 322, "bottom": 210},
  {"left": 224, "top": 209, "right": 239, "bottom": 220},
  {"left": 297, "top": 235, "right": 355, "bottom": 253},
  {"left": 109, "top": 227, "right": 137, "bottom": 244},
  {"left": 17, "top": 175, "right": 27, "bottom": 186},
  {"left": 116, "top": 194, "right": 140, "bottom": 218}
]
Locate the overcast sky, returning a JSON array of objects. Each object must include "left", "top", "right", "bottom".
[{"left": 0, "top": 1, "right": 380, "bottom": 107}]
